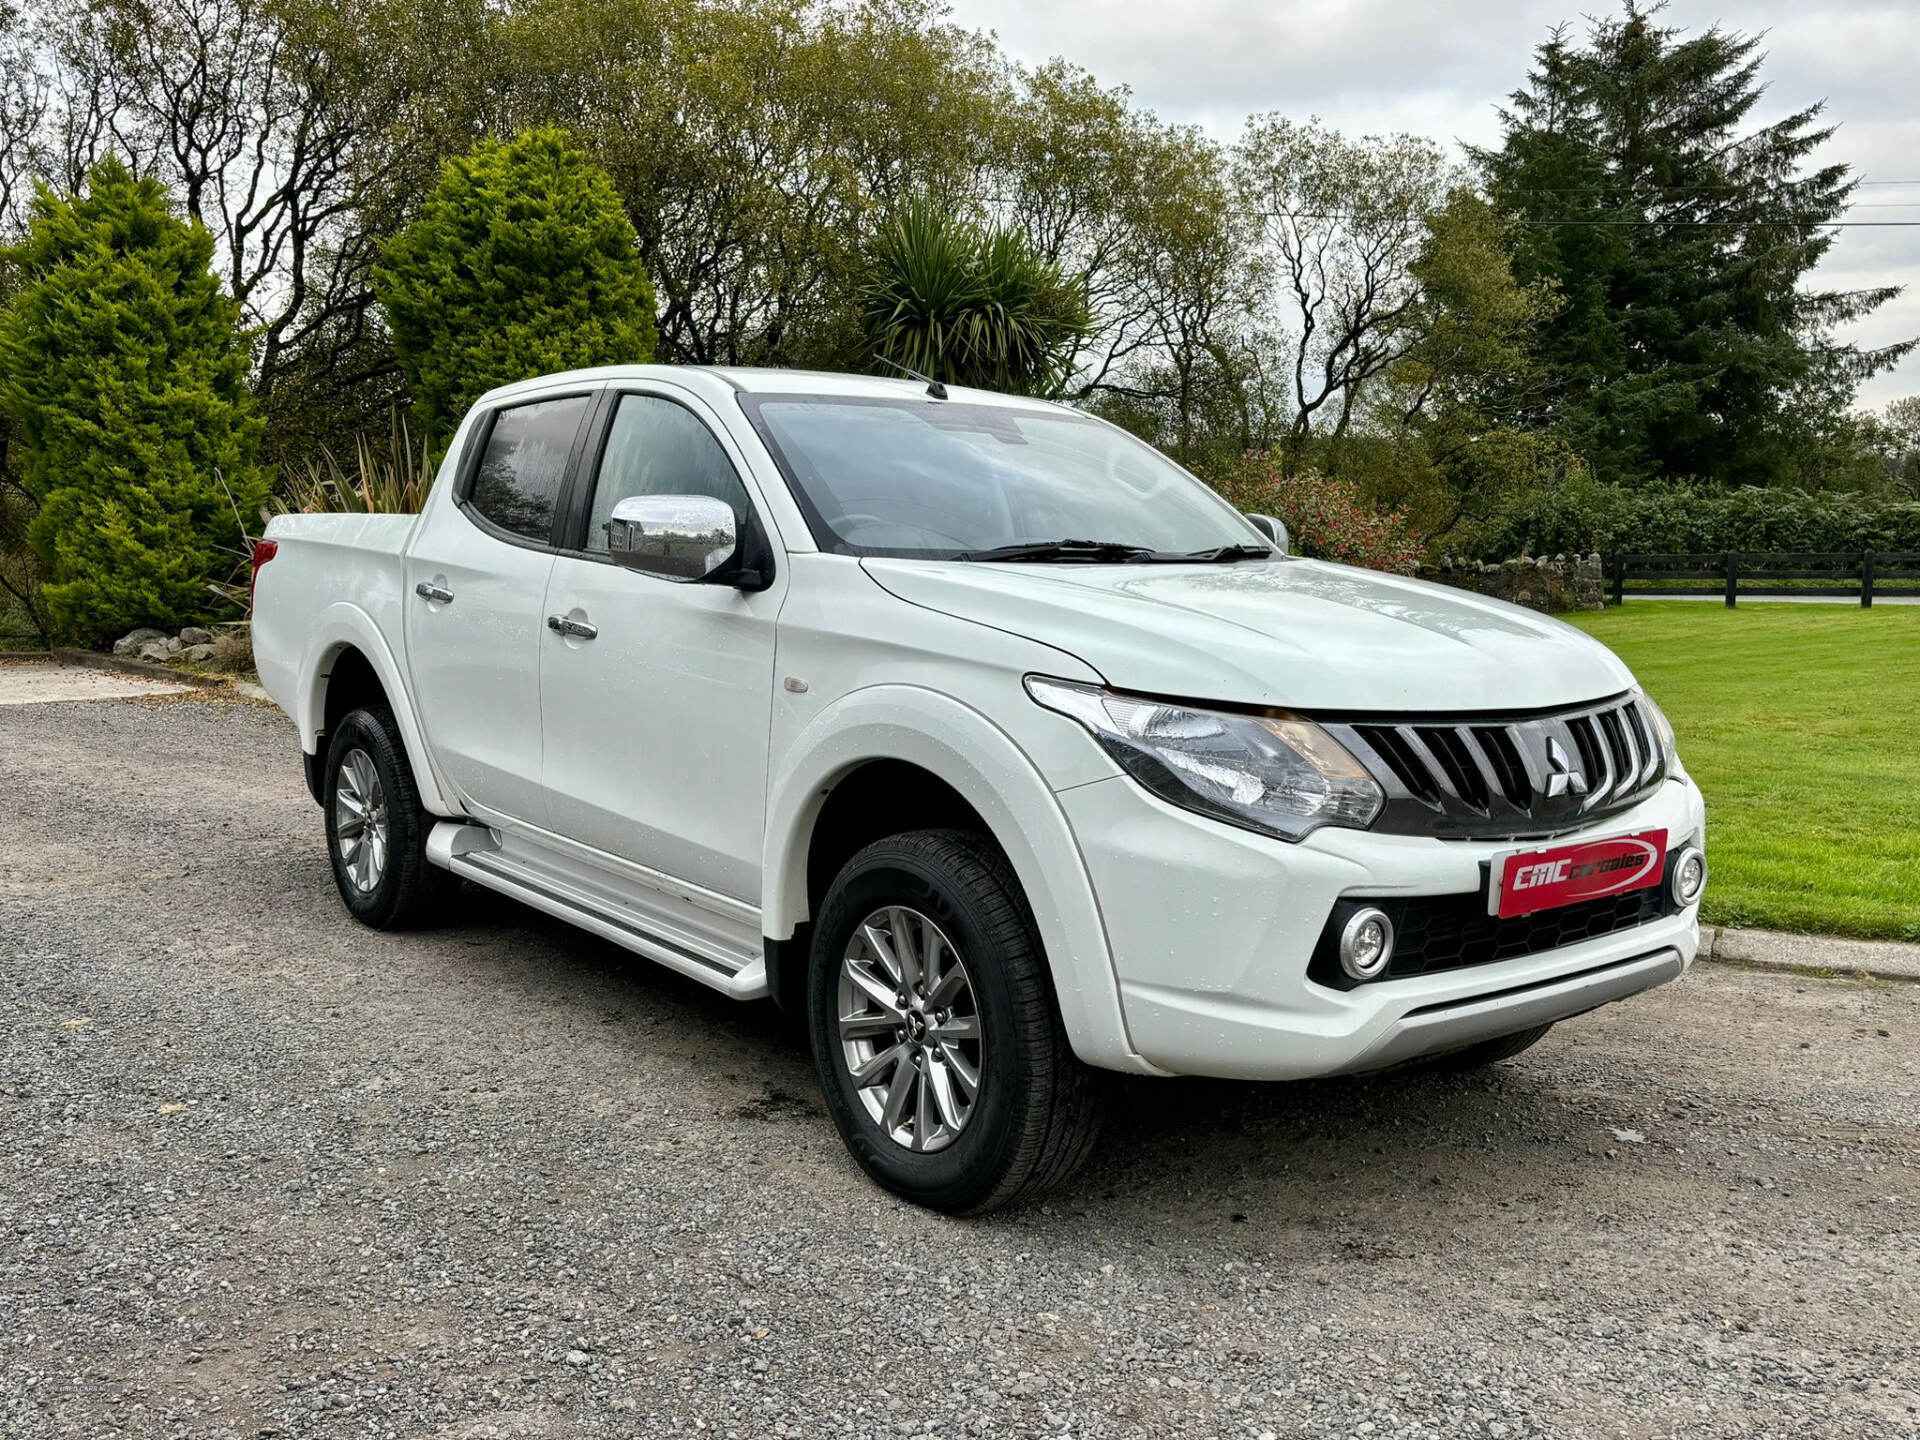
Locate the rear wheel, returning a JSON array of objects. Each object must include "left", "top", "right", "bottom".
[
  {"left": 807, "top": 829, "right": 1107, "bottom": 1214},
  {"left": 323, "top": 707, "right": 445, "bottom": 929},
  {"left": 1425, "top": 1023, "right": 1554, "bottom": 1072}
]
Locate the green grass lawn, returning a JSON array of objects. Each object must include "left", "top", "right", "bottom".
[{"left": 1565, "top": 601, "right": 1920, "bottom": 941}]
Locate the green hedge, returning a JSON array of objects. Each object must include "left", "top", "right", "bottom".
[{"left": 1470, "top": 483, "right": 1920, "bottom": 560}]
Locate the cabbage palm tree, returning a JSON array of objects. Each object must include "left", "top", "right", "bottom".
[{"left": 862, "top": 199, "right": 1091, "bottom": 396}]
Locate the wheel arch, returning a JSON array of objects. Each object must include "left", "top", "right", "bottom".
[
  {"left": 802, "top": 759, "right": 987, "bottom": 920},
  {"left": 295, "top": 604, "right": 457, "bottom": 817},
  {"left": 763, "top": 685, "right": 1153, "bottom": 1075}
]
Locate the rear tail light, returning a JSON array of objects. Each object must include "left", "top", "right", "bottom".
[{"left": 249, "top": 539, "right": 278, "bottom": 607}]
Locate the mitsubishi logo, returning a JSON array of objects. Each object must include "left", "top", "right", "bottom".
[{"left": 1545, "top": 736, "right": 1588, "bottom": 798}]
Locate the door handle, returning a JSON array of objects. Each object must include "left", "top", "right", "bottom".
[
  {"left": 547, "top": 613, "right": 598, "bottom": 640},
  {"left": 415, "top": 581, "right": 454, "bottom": 604}
]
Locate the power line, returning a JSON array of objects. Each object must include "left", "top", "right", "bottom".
[
  {"left": 1506, "top": 179, "right": 1920, "bottom": 192},
  {"left": 1512, "top": 220, "right": 1920, "bottom": 228},
  {"left": 1285, "top": 214, "right": 1920, "bottom": 228}
]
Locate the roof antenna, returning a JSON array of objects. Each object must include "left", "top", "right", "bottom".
[{"left": 872, "top": 353, "right": 948, "bottom": 400}]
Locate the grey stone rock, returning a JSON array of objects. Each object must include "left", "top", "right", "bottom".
[
  {"left": 178, "top": 626, "right": 214, "bottom": 646},
  {"left": 137, "top": 642, "right": 174, "bottom": 664},
  {"left": 113, "top": 628, "right": 168, "bottom": 657},
  {"left": 183, "top": 644, "right": 217, "bottom": 664}
]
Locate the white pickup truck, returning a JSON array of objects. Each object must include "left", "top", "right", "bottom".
[{"left": 253, "top": 365, "right": 1707, "bottom": 1213}]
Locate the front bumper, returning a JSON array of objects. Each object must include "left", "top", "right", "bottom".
[{"left": 1057, "top": 771, "right": 1706, "bottom": 1080}]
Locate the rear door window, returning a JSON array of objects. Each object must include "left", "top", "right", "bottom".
[{"left": 466, "top": 395, "right": 591, "bottom": 543}]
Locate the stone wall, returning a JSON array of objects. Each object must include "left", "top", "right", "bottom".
[{"left": 1419, "top": 554, "right": 1607, "bottom": 613}]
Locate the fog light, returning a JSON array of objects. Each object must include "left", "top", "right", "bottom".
[
  {"left": 1339, "top": 907, "right": 1395, "bottom": 981},
  {"left": 1670, "top": 846, "right": 1707, "bottom": 908}
]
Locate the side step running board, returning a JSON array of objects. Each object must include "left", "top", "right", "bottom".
[{"left": 425, "top": 822, "right": 768, "bottom": 1001}]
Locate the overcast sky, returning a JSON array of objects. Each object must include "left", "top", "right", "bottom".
[{"left": 944, "top": 0, "right": 1920, "bottom": 410}]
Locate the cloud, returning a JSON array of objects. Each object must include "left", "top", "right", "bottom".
[{"left": 949, "top": 0, "right": 1920, "bottom": 406}]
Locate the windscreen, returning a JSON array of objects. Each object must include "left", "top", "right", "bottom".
[{"left": 743, "top": 396, "right": 1261, "bottom": 558}]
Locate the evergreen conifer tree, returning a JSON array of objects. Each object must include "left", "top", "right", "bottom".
[
  {"left": 374, "top": 129, "right": 658, "bottom": 438},
  {"left": 0, "top": 156, "right": 268, "bottom": 644},
  {"left": 1475, "top": 4, "right": 1913, "bottom": 486}
]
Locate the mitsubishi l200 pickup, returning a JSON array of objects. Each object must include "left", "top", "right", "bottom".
[{"left": 253, "top": 365, "right": 1707, "bottom": 1213}]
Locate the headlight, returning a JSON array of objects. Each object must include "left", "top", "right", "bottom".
[
  {"left": 1025, "top": 676, "right": 1384, "bottom": 841},
  {"left": 1636, "top": 688, "right": 1680, "bottom": 769}
]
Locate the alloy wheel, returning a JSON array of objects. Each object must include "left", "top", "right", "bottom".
[
  {"left": 836, "top": 905, "right": 983, "bottom": 1152},
  {"left": 334, "top": 747, "right": 390, "bottom": 893}
]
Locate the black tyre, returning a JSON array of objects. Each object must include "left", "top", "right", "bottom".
[
  {"left": 807, "top": 829, "right": 1108, "bottom": 1214},
  {"left": 1425, "top": 1022, "right": 1554, "bottom": 1072},
  {"left": 323, "top": 706, "right": 446, "bottom": 930}
]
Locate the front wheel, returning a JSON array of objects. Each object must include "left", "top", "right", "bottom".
[
  {"left": 323, "top": 706, "right": 445, "bottom": 929},
  {"left": 807, "top": 829, "right": 1107, "bottom": 1214}
]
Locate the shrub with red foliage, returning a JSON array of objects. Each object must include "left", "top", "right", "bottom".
[{"left": 1206, "top": 451, "right": 1423, "bottom": 575}]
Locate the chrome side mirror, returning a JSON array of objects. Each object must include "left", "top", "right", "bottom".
[
  {"left": 607, "top": 494, "right": 741, "bottom": 583},
  {"left": 1244, "top": 513, "right": 1289, "bottom": 555}
]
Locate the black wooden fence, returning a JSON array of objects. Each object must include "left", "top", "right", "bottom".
[{"left": 1606, "top": 552, "right": 1920, "bottom": 607}]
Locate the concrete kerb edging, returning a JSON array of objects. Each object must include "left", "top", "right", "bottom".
[
  {"left": 52, "top": 647, "right": 273, "bottom": 704},
  {"left": 1699, "top": 924, "right": 1920, "bottom": 984}
]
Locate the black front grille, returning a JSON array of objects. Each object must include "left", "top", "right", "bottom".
[
  {"left": 1307, "top": 857, "right": 1678, "bottom": 991},
  {"left": 1471, "top": 725, "right": 1531, "bottom": 807},
  {"left": 1328, "top": 693, "right": 1667, "bottom": 841}
]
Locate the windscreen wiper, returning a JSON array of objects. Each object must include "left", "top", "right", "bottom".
[
  {"left": 1156, "top": 543, "right": 1274, "bottom": 562},
  {"left": 959, "top": 539, "right": 1159, "bottom": 563},
  {"left": 957, "top": 539, "right": 1275, "bottom": 564}
]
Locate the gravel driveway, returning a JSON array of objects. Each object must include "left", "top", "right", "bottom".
[{"left": 4, "top": 682, "right": 1917, "bottom": 1439}]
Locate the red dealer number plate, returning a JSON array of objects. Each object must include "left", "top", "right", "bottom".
[{"left": 1493, "top": 829, "right": 1668, "bottom": 918}]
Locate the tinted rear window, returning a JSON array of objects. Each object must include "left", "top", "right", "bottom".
[{"left": 467, "top": 395, "right": 590, "bottom": 542}]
